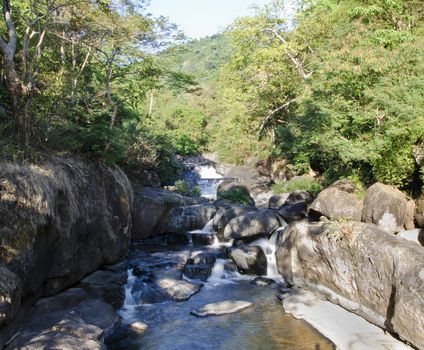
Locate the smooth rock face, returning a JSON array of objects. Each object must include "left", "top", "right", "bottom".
[
  {"left": 277, "top": 201, "right": 308, "bottom": 223},
  {"left": 362, "top": 182, "right": 414, "bottom": 233},
  {"left": 155, "top": 278, "right": 202, "bottom": 301},
  {"left": 276, "top": 220, "right": 424, "bottom": 349},
  {"left": 6, "top": 290, "right": 119, "bottom": 350},
  {"left": 191, "top": 301, "right": 253, "bottom": 317},
  {"left": 132, "top": 187, "right": 206, "bottom": 240},
  {"left": 223, "top": 209, "right": 281, "bottom": 240},
  {"left": 213, "top": 205, "right": 258, "bottom": 237},
  {"left": 268, "top": 194, "right": 290, "bottom": 209},
  {"left": 228, "top": 246, "right": 267, "bottom": 275},
  {"left": 0, "top": 157, "right": 132, "bottom": 341},
  {"left": 159, "top": 204, "right": 216, "bottom": 235},
  {"left": 79, "top": 269, "right": 127, "bottom": 309},
  {"left": 285, "top": 190, "right": 314, "bottom": 205},
  {"left": 309, "top": 187, "right": 363, "bottom": 221}
]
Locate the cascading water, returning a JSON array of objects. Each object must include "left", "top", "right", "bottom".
[
  {"left": 250, "top": 225, "right": 286, "bottom": 280},
  {"left": 123, "top": 268, "right": 137, "bottom": 306}
]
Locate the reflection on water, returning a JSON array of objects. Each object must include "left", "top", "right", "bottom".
[{"left": 107, "top": 244, "right": 334, "bottom": 350}]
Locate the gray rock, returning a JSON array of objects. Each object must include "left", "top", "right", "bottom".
[
  {"left": 159, "top": 204, "right": 216, "bottom": 234},
  {"left": 191, "top": 233, "right": 215, "bottom": 246},
  {"left": 213, "top": 205, "right": 257, "bottom": 237},
  {"left": 0, "top": 157, "right": 132, "bottom": 340},
  {"left": 309, "top": 186, "right": 363, "bottom": 221},
  {"left": 285, "top": 190, "right": 314, "bottom": 205},
  {"left": 191, "top": 300, "right": 253, "bottom": 317},
  {"left": 155, "top": 278, "right": 202, "bottom": 301},
  {"left": 223, "top": 209, "right": 281, "bottom": 240},
  {"left": 228, "top": 246, "right": 267, "bottom": 275},
  {"left": 362, "top": 182, "right": 414, "bottom": 233},
  {"left": 188, "top": 252, "right": 217, "bottom": 266},
  {"left": 183, "top": 264, "right": 212, "bottom": 281},
  {"left": 268, "top": 194, "right": 290, "bottom": 209},
  {"left": 79, "top": 270, "right": 127, "bottom": 309},
  {"left": 277, "top": 201, "right": 308, "bottom": 223},
  {"left": 217, "top": 180, "right": 256, "bottom": 206},
  {"left": 250, "top": 276, "right": 276, "bottom": 286},
  {"left": 138, "top": 169, "right": 161, "bottom": 188},
  {"left": 132, "top": 187, "right": 206, "bottom": 240},
  {"left": 276, "top": 220, "right": 424, "bottom": 350}
]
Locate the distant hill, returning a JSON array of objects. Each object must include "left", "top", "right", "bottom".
[{"left": 160, "top": 34, "right": 232, "bottom": 84}]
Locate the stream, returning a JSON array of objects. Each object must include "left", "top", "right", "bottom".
[{"left": 106, "top": 162, "right": 334, "bottom": 350}]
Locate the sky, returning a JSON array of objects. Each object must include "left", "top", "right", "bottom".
[{"left": 147, "top": 0, "right": 271, "bottom": 39}]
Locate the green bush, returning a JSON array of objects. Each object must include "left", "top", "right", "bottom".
[
  {"left": 272, "top": 177, "right": 323, "bottom": 196},
  {"left": 174, "top": 180, "right": 201, "bottom": 197},
  {"left": 217, "top": 187, "right": 252, "bottom": 205}
]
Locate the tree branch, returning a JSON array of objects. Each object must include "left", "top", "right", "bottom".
[{"left": 257, "top": 98, "right": 296, "bottom": 138}]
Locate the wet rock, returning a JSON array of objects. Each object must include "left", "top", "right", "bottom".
[
  {"left": 165, "top": 233, "right": 190, "bottom": 245},
  {"left": 135, "top": 283, "right": 165, "bottom": 304},
  {"left": 188, "top": 252, "right": 217, "bottom": 266},
  {"left": 80, "top": 270, "right": 127, "bottom": 309},
  {"left": 223, "top": 209, "right": 281, "bottom": 240},
  {"left": 191, "top": 300, "right": 253, "bottom": 317},
  {"left": 155, "top": 278, "right": 202, "bottom": 301},
  {"left": 130, "top": 321, "right": 148, "bottom": 332},
  {"left": 276, "top": 220, "right": 424, "bottom": 350},
  {"left": 250, "top": 277, "right": 276, "bottom": 286},
  {"left": 309, "top": 186, "right": 363, "bottom": 221},
  {"left": 183, "top": 265, "right": 212, "bottom": 281},
  {"left": 191, "top": 233, "right": 215, "bottom": 246},
  {"left": 277, "top": 201, "right": 308, "bottom": 223},
  {"left": 362, "top": 182, "right": 415, "bottom": 233},
  {"left": 228, "top": 246, "right": 267, "bottom": 275},
  {"left": 159, "top": 204, "right": 216, "bottom": 234}
]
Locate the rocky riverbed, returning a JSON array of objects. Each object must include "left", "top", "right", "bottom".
[{"left": 1, "top": 155, "right": 423, "bottom": 349}]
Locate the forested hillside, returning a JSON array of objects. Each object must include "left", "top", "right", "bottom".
[
  {"left": 1, "top": 0, "right": 423, "bottom": 191},
  {"left": 156, "top": 0, "right": 424, "bottom": 192}
]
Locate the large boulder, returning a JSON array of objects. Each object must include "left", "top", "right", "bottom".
[
  {"left": 268, "top": 194, "right": 290, "bottom": 209},
  {"left": 223, "top": 209, "right": 282, "bottom": 240},
  {"left": 217, "top": 180, "right": 255, "bottom": 207},
  {"left": 309, "top": 184, "right": 363, "bottom": 221},
  {"left": 213, "top": 205, "right": 257, "bottom": 238},
  {"left": 5, "top": 289, "right": 119, "bottom": 350},
  {"left": 132, "top": 187, "right": 206, "bottom": 240},
  {"left": 276, "top": 220, "right": 424, "bottom": 350},
  {"left": 0, "top": 157, "right": 132, "bottom": 344},
  {"left": 277, "top": 201, "right": 308, "bottom": 223},
  {"left": 158, "top": 204, "right": 216, "bottom": 234},
  {"left": 362, "top": 183, "right": 415, "bottom": 233},
  {"left": 228, "top": 246, "right": 267, "bottom": 275}
]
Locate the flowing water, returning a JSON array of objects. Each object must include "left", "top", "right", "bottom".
[
  {"left": 107, "top": 162, "right": 334, "bottom": 349},
  {"left": 107, "top": 242, "right": 334, "bottom": 350}
]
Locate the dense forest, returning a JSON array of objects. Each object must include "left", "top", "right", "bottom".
[{"left": 1, "top": 0, "right": 423, "bottom": 192}]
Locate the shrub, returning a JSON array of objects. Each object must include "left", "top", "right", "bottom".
[
  {"left": 272, "top": 177, "right": 323, "bottom": 196},
  {"left": 217, "top": 187, "right": 252, "bottom": 205},
  {"left": 174, "top": 180, "right": 201, "bottom": 197}
]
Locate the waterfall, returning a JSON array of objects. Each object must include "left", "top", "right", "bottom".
[
  {"left": 250, "top": 226, "right": 286, "bottom": 280},
  {"left": 195, "top": 165, "right": 224, "bottom": 199},
  {"left": 123, "top": 268, "right": 137, "bottom": 306}
]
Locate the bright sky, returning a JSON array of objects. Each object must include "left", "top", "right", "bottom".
[{"left": 147, "top": 0, "right": 271, "bottom": 39}]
